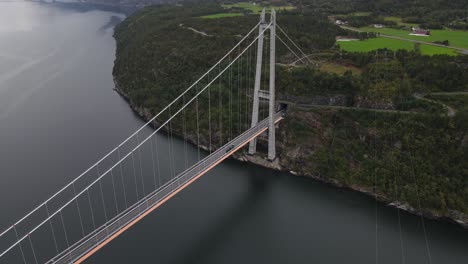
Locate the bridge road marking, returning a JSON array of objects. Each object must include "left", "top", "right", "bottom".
[{"left": 74, "top": 117, "right": 283, "bottom": 264}]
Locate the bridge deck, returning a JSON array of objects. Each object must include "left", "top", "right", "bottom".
[{"left": 47, "top": 112, "right": 283, "bottom": 264}]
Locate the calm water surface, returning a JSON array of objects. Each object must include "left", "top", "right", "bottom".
[{"left": 0, "top": 2, "right": 467, "bottom": 264}]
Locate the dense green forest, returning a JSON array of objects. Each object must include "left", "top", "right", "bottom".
[
  {"left": 113, "top": 4, "right": 343, "bottom": 109},
  {"left": 282, "top": 109, "right": 467, "bottom": 214},
  {"left": 113, "top": 4, "right": 468, "bottom": 222}
]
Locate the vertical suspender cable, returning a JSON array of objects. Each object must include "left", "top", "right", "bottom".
[
  {"left": 238, "top": 46, "right": 242, "bottom": 134},
  {"left": 117, "top": 148, "right": 128, "bottom": 209},
  {"left": 384, "top": 58, "right": 405, "bottom": 264},
  {"left": 169, "top": 106, "right": 176, "bottom": 177},
  {"left": 196, "top": 87, "right": 201, "bottom": 161},
  {"left": 28, "top": 234, "right": 38, "bottom": 264},
  {"left": 408, "top": 151, "right": 432, "bottom": 263},
  {"left": 86, "top": 189, "right": 96, "bottom": 231},
  {"left": 13, "top": 226, "right": 26, "bottom": 264},
  {"left": 208, "top": 78, "right": 212, "bottom": 153},
  {"left": 229, "top": 54, "right": 233, "bottom": 140},
  {"left": 247, "top": 39, "right": 251, "bottom": 130},
  {"left": 245, "top": 44, "right": 250, "bottom": 131},
  {"left": 136, "top": 133, "right": 145, "bottom": 196},
  {"left": 97, "top": 165, "right": 109, "bottom": 223},
  {"left": 244, "top": 45, "right": 249, "bottom": 131},
  {"left": 72, "top": 184, "right": 86, "bottom": 237},
  {"left": 167, "top": 110, "right": 174, "bottom": 179},
  {"left": 153, "top": 127, "right": 162, "bottom": 187},
  {"left": 391, "top": 130, "right": 405, "bottom": 264},
  {"left": 395, "top": 51, "right": 430, "bottom": 263},
  {"left": 182, "top": 95, "right": 189, "bottom": 169},
  {"left": 45, "top": 204, "right": 59, "bottom": 255},
  {"left": 149, "top": 135, "right": 158, "bottom": 191},
  {"left": 131, "top": 152, "right": 139, "bottom": 200},
  {"left": 110, "top": 170, "right": 119, "bottom": 214},
  {"left": 219, "top": 63, "right": 223, "bottom": 146},
  {"left": 59, "top": 210, "right": 70, "bottom": 248},
  {"left": 374, "top": 51, "right": 379, "bottom": 264}
]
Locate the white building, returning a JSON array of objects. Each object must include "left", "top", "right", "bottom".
[{"left": 335, "top": 20, "right": 348, "bottom": 25}]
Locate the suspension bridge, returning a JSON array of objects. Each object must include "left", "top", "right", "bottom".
[{"left": 0, "top": 9, "right": 312, "bottom": 264}]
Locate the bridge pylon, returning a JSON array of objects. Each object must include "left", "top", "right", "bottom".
[{"left": 248, "top": 9, "right": 277, "bottom": 161}]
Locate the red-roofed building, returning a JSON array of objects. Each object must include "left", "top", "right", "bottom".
[{"left": 410, "top": 28, "right": 431, "bottom": 36}]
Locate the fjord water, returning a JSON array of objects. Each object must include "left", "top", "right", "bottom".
[{"left": 0, "top": 2, "right": 467, "bottom": 264}]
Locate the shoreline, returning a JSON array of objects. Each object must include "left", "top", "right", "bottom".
[
  {"left": 112, "top": 84, "right": 468, "bottom": 230},
  {"left": 237, "top": 153, "right": 468, "bottom": 229}
]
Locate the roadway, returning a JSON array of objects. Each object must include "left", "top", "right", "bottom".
[{"left": 47, "top": 112, "right": 284, "bottom": 264}]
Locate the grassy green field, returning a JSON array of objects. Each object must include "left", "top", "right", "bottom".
[
  {"left": 200, "top": 13, "right": 244, "bottom": 19},
  {"left": 419, "top": 44, "right": 459, "bottom": 56},
  {"left": 338, "top": 37, "right": 458, "bottom": 55},
  {"left": 360, "top": 27, "right": 468, "bottom": 49},
  {"left": 222, "top": 2, "right": 295, "bottom": 13}
]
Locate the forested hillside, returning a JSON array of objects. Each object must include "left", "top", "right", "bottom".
[
  {"left": 291, "top": 0, "right": 468, "bottom": 29},
  {"left": 113, "top": 4, "right": 343, "bottom": 110},
  {"left": 113, "top": 4, "right": 468, "bottom": 225}
]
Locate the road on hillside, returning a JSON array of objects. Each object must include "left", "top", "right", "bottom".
[
  {"left": 277, "top": 100, "right": 418, "bottom": 115},
  {"left": 279, "top": 92, "right": 460, "bottom": 117}
]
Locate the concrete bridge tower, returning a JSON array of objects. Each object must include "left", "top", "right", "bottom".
[{"left": 248, "top": 9, "right": 277, "bottom": 161}]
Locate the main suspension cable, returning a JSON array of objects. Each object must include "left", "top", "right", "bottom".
[
  {"left": 0, "top": 23, "right": 271, "bottom": 259},
  {"left": 277, "top": 34, "right": 305, "bottom": 64},
  {"left": 0, "top": 22, "right": 262, "bottom": 242},
  {"left": 277, "top": 24, "right": 313, "bottom": 64}
]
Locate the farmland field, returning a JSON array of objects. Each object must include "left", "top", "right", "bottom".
[
  {"left": 419, "top": 44, "right": 459, "bottom": 56},
  {"left": 360, "top": 26, "right": 468, "bottom": 49},
  {"left": 338, "top": 37, "right": 458, "bottom": 55}
]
